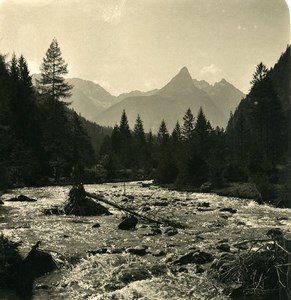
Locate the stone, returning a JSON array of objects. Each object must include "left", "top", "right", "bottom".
[
  {"left": 153, "top": 201, "right": 169, "bottom": 207},
  {"left": 8, "top": 195, "right": 37, "bottom": 202},
  {"left": 141, "top": 206, "right": 151, "bottom": 212},
  {"left": 92, "top": 223, "right": 100, "bottom": 228},
  {"left": 118, "top": 266, "right": 151, "bottom": 284},
  {"left": 18, "top": 195, "right": 37, "bottom": 202},
  {"left": 174, "top": 250, "right": 213, "bottom": 265},
  {"left": 197, "top": 202, "right": 210, "bottom": 208},
  {"left": 164, "top": 227, "right": 178, "bottom": 236},
  {"left": 219, "top": 207, "right": 237, "bottom": 214},
  {"left": 127, "top": 246, "right": 147, "bottom": 256},
  {"left": 217, "top": 243, "right": 231, "bottom": 252},
  {"left": 118, "top": 215, "right": 138, "bottom": 230}
]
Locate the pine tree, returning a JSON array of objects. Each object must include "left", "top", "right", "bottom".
[
  {"left": 133, "top": 114, "right": 146, "bottom": 147},
  {"left": 155, "top": 120, "right": 177, "bottom": 183},
  {"left": 119, "top": 109, "right": 131, "bottom": 139},
  {"left": 133, "top": 114, "right": 146, "bottom": 169},
  {"left": 250, "top": 62, "right": 268, "bottom": 87},
  {"left": 194, "top": 107, "right": 211, "bottom": 155},
  {"left": 181, "top": 108, "right": 194, "bottom": 141},
  {"left": 171, "top": 121, "right": 181, "bottom": 146},
  {"left": 157, "top": 120, "right": 169, "bottom": 146},
  {"left": 37, "top": 38, "right": 72, "bottom": 104},
  {"left": 118, "top": 110, "right": 132, "bottom": 168}
]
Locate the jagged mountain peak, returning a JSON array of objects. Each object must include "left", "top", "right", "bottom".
[{"left": 158, "top": 66, "right": 195, "bottom": 98}]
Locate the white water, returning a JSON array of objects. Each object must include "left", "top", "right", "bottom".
[{"left": 1, "top": 182, "right": 290, "bottom": 299}]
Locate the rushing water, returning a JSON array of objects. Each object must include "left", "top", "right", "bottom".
[{"left": 0, "top": 182, "right": 290, "bottom": 299}]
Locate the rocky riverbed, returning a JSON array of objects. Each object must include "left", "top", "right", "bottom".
[{"left": 0, "top": 182, "right": 290, "bottom": 299}]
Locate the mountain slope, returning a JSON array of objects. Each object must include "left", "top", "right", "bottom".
[
  {"left": 67, "top": 78, "right": 118, "bottom": 121},
  {"left": 193, "top": 78, "right": 245, "bottom": 119},
  {"left": 96, "top": 67, "right": 228, "bottom": 132},
  {"left": 269, "top": 45, "right": 291, "bottom": 111}
]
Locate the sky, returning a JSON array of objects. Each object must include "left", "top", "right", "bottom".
[{"left": 0, "top": 0, "right": 290, "bottom": 95}]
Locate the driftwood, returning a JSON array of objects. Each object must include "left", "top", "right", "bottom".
[{"left": 85, "top": 191, "right": 164, "bottom": 225}]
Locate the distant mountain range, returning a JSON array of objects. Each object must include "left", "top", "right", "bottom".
[
  {"left": 33, "top": 68, "right": 245, "bottom": 132},
  {"left": 95, "top": 67, "right": 244, "bottom": 131}
]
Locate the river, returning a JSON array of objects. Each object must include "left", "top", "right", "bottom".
[{"left": 0, "top": 182, "right": 290, "bottom": 299}]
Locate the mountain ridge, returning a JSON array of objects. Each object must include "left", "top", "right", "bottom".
[{"left": 95, "top": 67, "right": 233, "bottom": 131}]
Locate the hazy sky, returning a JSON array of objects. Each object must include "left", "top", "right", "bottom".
[{"left": 0, "top": 0, "right": 290, "bottom": 95}]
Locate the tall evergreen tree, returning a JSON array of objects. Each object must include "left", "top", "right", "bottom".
[
  {"left": 118, "top": 110, "right": 132, "bottom": 168},
  {"left": 194, "top": 107, "right": 212, "bottom": 155},
  {"left": 37, "top": 38, "right": 72, "bottom": 104},
  {"left": 181, "top": 108, "right": 194, "bottom": 141},
  {"left": 157, "top": 120, "right": 169, "bottom": 146},
  {"left": 171, "top": 121, "right": 182, "bottom": 147},
  {"left": 133, "top": 114, "right": 146, "bottom": 147}
]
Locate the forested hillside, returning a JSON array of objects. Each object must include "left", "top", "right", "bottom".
[{"left": 0, "top": 41, "right": 107, "bottom": 188}]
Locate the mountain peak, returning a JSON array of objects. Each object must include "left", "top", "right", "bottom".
[{"left": 158, "top": 66, "right": 195, "bottom": 98}]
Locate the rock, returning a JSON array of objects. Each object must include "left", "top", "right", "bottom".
[
  {"left": 197, "top": 202, "right": 210, "bottom": 208},
  {"left": 178, "top": 266, "right": 188, "bottom": 273},
  {"left": 23, "top": 248, "right": 57, "bottom": 278},
  {"left": 149, "top": 264, "right": 168, "bottom": 276},
  {"left": 174, "top": 250, "right": 213, "bottom": 265},
  {"left": 7, "top": 195, "right": 37, "bottom": 202},
  {"left": 35, "top": 284, "right": 50, "bottom": 290},
  {"left": 217, "top": 243, "right": 230, "bottom": 252},
  {"left": 92, "top": 223, "right": 100, "bottom": 228},
  {"left": 164, "top": 227, "right": 178, "bottom": 236},
  {"left": 194, "top": 265, "right": 205, "bottom": 273},
  {"left": 117, "top": 266, "right": 151, "bottom": 284},
  {"left": 215, "top": 183, "right": 262, "bottom": 201},
  {"left": 44, "top": 207, "right": 64, "bottom": 215},
  {"left": 127, "top": 246, "right": 147, "bottom": 256},
  {"left": 88, "top": 247, "right": 108, "bottom": 255},
  {"left": 219, "top": 207, "right": 237, "bottom": 214},
  {"left": 151, "top": 227, "right": 162, "bottom": 235},
  {"left": 141, "top": 206, "right": 151, "bottom": 212},
  {"left": 141, "top": 183, "right": 151, "bottom": 188},
  {"left": 153, "top": 201, "right": 168, "bottom": 207},
  {"left": 118, "top": 216, "right": 138, "bottom": 230},
  {"left": 109, "top": 247, "right": 124, "bottom": 254},
  {"left": 18, "top": 195, "right": 37, "bottom": 202}
]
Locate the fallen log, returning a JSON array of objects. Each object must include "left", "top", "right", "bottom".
[{"left": 85, "top": 191, "right": 163, "bottom": 225}]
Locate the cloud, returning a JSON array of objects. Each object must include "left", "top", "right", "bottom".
[{"left": 200, "top": 64, "right": 221, "bottom": 76}]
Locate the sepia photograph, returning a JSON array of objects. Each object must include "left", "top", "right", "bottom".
[{"left": 0, "top": 0, "right": 290, "bottom": 299}]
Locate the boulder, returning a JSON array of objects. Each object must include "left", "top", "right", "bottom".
[
  {"left": 117, "top": 266, "right": 151, "bottom": 284},
  {"left": 92, "top": 223, "right": 100, "bottom": 228},
  {"left": 8, "top": 195, "right": 37, "bottom": 202},
  {"left": 217, "top": 243, "right": 231, "bottom": 252},
  {"left": 118, "top": 215, "right": 138, "bottom": 230},
  {"left": 174, "top": 250, "right": 213, "bottom": 265},
  {"left": 127, "top": 246, "right": 147, "bottom": 256},
  {"left": 164, "top": 227, "right": 178, "bottom": 236}
]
